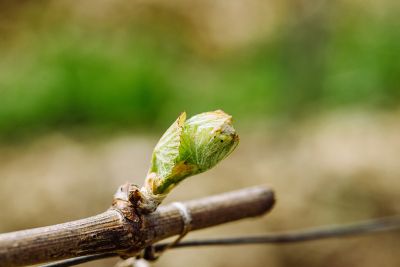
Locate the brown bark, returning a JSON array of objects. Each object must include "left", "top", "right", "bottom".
[{"left": 0, "top": 186, "right": 275, "bottom": 267}]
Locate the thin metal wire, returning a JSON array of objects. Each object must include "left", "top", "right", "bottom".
[
  {"left": 40, "top": 253, "right": 117, "bottom": 267},
  {"left": 154, "top": 215, "right": 400, "bottom": 251},
  {"left": 143, "top": 202, "right": 193, "bottom": 261},
  {"left": 40, "top": 215, "right": 400, "bottom": 267}
]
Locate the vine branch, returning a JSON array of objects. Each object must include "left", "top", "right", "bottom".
[{"left": 0, "top": 186, "right": 274, "bottom": 267}]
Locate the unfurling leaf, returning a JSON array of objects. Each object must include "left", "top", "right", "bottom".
[{"left": 140, "top": 110, "right": 239, "bottom": 211}]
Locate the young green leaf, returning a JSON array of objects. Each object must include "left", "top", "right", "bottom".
[{"left": 140, "top": 110, "right": 239, "bottom": 211}]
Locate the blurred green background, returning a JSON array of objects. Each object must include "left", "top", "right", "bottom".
[
  {"left": 1, "top": 0, "right": 399, "bottom": 140},
  {"left": 0, "top": 1, "right": 399, "bottom": 267}
]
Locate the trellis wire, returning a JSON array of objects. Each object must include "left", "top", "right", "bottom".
[{"left": 41, "top": 215, "right": 400, "bottom": 267}]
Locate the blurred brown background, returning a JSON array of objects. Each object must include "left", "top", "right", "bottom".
[{"left": 0, "top": 1, "right": 399, "bottom": 266}]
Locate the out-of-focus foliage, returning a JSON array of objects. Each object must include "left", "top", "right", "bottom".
[{"left": 0, "top": 0, "right": 399, "bottom": 140}]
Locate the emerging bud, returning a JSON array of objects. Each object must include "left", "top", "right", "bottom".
[{"left": 139, "top": 110, "right": 239, "bottom": 212}]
